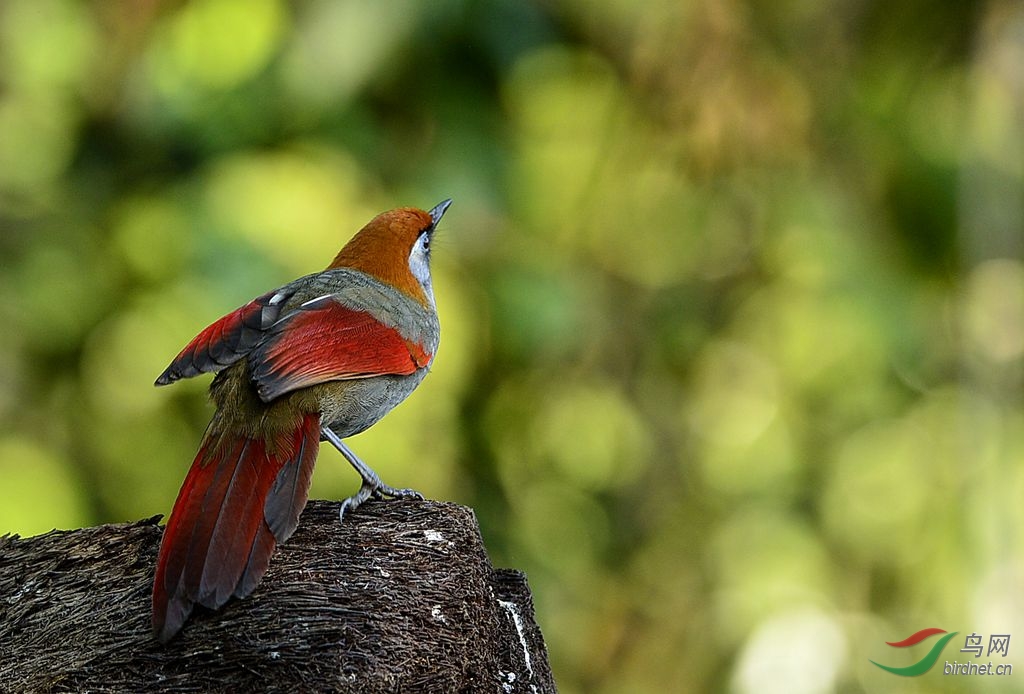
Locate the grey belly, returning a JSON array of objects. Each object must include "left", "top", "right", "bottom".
[{"left": 319, "top": 368, "right": 430, "bottom": 439}]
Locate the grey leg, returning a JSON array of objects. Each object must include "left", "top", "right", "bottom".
[{"left": 321, "top": 427, "right": 423, "bottom": 522}]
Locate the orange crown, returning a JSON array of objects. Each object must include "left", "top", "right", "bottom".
[{"left": 327, "top": 207, "right": 435, "bottom": 306}]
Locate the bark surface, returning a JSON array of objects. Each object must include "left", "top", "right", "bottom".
[{"left": 0, "top": 500, "right": 555, "bottom": 693}]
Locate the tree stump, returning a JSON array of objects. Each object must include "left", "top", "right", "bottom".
[{"left": 0, "top": 500, "right": 556, "bottom": 693}]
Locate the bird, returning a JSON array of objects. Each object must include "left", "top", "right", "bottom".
[{"left": 151, "top": 199, "right": 451, "bottom": 643}]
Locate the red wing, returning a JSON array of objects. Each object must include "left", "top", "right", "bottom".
[
  {"left": 156, "top": 288, "right": 292, "bottom": 385},
  {"left": 249, "top": 296, "right": 432, "bottom": 402}
]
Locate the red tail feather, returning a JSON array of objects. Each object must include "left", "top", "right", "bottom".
[{"left": 152, "top": 413, "right": 320, "bottom": 642}]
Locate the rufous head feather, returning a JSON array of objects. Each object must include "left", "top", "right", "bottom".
[{"left": 327, "top": 200, "right": 450, "bottom": 307}]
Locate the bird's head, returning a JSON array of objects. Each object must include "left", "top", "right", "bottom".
[{"left": 328, "top": 199, "right": 451, "bottom": 307}]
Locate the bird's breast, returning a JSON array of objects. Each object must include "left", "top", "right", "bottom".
[
  {"left": 302, "top": 271, "right": 439, "bottom": 438},
  {"left": 314, "top": 369, "right": 432, "bottom": 439}
]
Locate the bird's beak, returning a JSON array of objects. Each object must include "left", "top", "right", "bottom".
[{"left": 429, "top": 199, "right": 452, "bottom": 227}]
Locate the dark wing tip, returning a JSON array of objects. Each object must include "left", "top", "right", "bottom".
[
  {"left": 156, "top": 361, "right": 204, "bottom": 386},
  {"left": 251, "top": 367, "right": 285, "bottom": 403},
  {"left": 155, "top": 369, "right": 178, "bottom": 387}
]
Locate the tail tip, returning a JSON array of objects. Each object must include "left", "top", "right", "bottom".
[{"left": 152, "top": 593, "right": 191, "bottom": 644}]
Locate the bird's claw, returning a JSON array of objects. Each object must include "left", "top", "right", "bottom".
[
  {"left": 322, "top": 428, "right": 423, "bottom": 523},
  {"left": 376, "top": 483, "right": 424, "bottom": 501},
  {"left": 339, "top": 481, "right": 424, "bottom": 523}
]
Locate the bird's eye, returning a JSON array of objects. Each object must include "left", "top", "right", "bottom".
[{"left": 420, "top": 234, "right": 431, "bottom": 252}]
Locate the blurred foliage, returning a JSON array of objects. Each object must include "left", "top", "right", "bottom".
[{"left": 1, "top": 0, "right": 1022, "bottom": 692}]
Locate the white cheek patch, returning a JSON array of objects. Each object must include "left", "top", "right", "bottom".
[{"left": 408, "top": 235, "right": 434, "bottom": 306}]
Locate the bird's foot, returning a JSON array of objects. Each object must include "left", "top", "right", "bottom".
[
  {"left": 370, "top": 482, "right": 424, "bottom": 502},
  {"left": 339, "top": 479, "right": 424, "bottom": 523},
  {"left": 322, "top": 426, "right": 424, "bottom": 523}
]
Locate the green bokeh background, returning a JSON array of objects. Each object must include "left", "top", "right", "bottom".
[{"left": 1, "top": 1, "right": 1022, "bottom": 692}]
